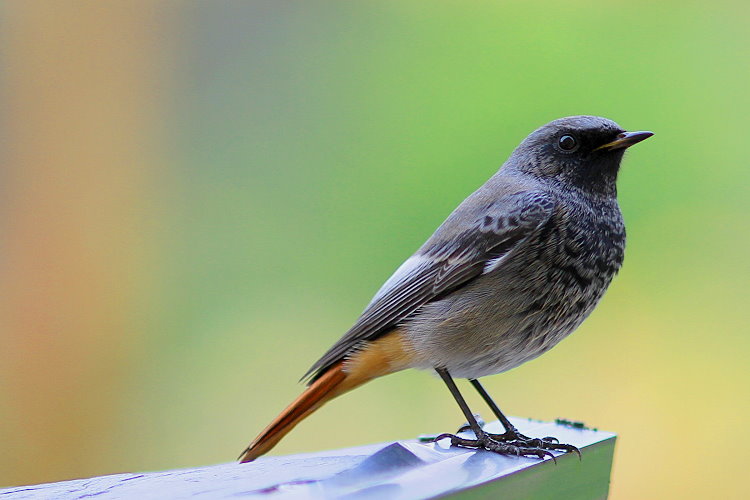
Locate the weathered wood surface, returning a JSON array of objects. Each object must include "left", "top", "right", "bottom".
[{"left": 0, "top": 418, "right": 615, "bottom": 499}]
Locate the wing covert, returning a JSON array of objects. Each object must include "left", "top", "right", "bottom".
[{"left": 303, "top": 190, "right": 555, "bottom": 382}]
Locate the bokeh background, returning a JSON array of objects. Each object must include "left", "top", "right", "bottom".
[{"left": 1, "top": 1, "right": 748, "bottom": 498}]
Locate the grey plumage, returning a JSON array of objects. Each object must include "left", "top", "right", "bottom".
[{"left": 305, "top": 115, "right": 651, "bottom": 382}]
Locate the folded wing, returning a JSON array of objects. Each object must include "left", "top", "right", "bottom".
[{"left": 303, "top": 190, "right": 555, "bottom": 382}]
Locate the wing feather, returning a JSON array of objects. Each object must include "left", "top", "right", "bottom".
[{"left": 303, "top": 190, "right": 554, "bottom": 382}]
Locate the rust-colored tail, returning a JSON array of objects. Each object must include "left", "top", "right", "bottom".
[{"left": 238, "top": 330, "right": 414, "bottom": 463}]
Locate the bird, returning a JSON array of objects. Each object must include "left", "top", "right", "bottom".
[{"left": 238, "top": 115, "right": 652, "bottom": 462}]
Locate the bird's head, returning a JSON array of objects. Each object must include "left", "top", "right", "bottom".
[{"left": 507, "top": 115, "right": 653, "bottom": 197}]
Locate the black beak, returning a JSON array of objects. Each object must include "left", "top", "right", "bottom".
[{"left": 594, "top": 131, "right": 654, "bottom": 151}]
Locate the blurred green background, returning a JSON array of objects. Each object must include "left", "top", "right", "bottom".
[{"left": 1, "top": 1, "right": 748, "bottom": 498}]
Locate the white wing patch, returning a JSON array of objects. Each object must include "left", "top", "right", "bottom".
[{"left": 482, "top": 254, "right": 509, "bottom": 275}]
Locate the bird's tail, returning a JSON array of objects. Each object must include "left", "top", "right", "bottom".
[{"left": 238, "top": 330, "right": 414, "bottom": 463}]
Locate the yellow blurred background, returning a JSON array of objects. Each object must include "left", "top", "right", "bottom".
[{"left": 1, "top": 1, "right": 748, "bottom": 498}]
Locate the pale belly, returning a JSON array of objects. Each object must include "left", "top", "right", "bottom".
[{"left": 402, "top": 251, "right": 616, "bottom": 379}]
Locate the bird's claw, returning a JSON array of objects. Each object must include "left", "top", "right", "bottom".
[
  {"left": 433, "top": 426, "right": 579, "bottom": 461},
  {"left": 485, "top": 427, "right": 580, "bottom": 458},
  {"left": 433, "top": 432, "right": 558, "bottom": 462}
]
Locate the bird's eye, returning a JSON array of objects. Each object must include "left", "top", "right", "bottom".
[{"left": 558, "top": 134, "right": 578, "bottom": 151}]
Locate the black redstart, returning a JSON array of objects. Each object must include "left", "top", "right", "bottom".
[{"left": 239, "top": 115, "right": 652, "bottom": 462}]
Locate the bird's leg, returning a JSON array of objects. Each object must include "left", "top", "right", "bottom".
[
  {"left": 432, "top": 368, "right": 555, "bottom": 460},
  {"left": 455, "top": 413, "right": 485, "bottom": 434},
  {"left": 468, "top": 379, "right": 518, "bottom": 434},
  {"left": 468, "top": 378, "right": 580, "bottom": 457}
]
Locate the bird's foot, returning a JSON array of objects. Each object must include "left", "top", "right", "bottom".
[
  {"left": 485, "top": 426, "right": 580, "bottom": 458},
  {"left": 433, "top": 431, "right": 557, "bottom": 461},
  {"left": 433, "top": 425, "right": 579, "bottom": 461}
]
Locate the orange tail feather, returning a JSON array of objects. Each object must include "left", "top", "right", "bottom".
[{"left": 238, "top": 330, "right": 415, "bottom": 462}]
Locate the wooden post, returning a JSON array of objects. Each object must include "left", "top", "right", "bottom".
[{"left": 0, "top": 418, "right": 615, "bottom": 499}]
